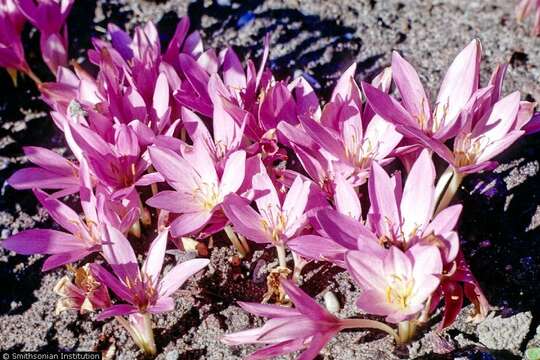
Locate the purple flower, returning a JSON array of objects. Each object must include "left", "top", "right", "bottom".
[
  {"left": 346, "top": 245, "right": 442, "bottom": 324},
  {"left": 222, "top": 279, "right": 345, "bottom": 359},
  {"left": 222, "top": 170, "right": 311, "bottom": 246},
  {"left": 90, "top": 227, "right": 209, "bottom": 319},
  {"left": 0, "top": 1, "right": 28, "bottom": 73},
  {"left": 16, "top": 0, "right": 74, "bottom": 73},
  {"left": 7, "top": 146, "right": 80, "bottom": 197},
  {"left": 146, "top": 145, "right": 246, "bottom": 238},
  {"left": 2, "top": 188, "right": 102, "bottom": 271},
  {"left": 282, "top": 65, "right": 402, "bottom": 188}
]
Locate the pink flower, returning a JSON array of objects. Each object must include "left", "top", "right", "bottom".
[
  {"left": 516, "top": 0, "right": 540, "bottom": 36},
  {"left": 367, "top": 150, "right": 460, "bottom": 260},
  {"left": 146, "top": 145, "right": 246, "bottom": 238},
  {"left": 281, "top": 65, "right": 402, "bottom": 187},
  {"left": 222, "top": 279, "right": 344, "bottom": 359},
  {"left": 222, "top": 170, "right": 311, "bottom": 246},
  {"left": 2, "top": 160, "right": 138, "bottom": 270},
  {"left": 16, "top": 0, "right": 74, "bottom": 73},
  {"left": 0, "top": 1, "right": 28, "bottom": 72},
  {"left": 16, "top": 0, "right": 73, "bottom": 34},
  {"left": 90, "top": 227, "right": 209, "bottom": 319},
  {"left": 364, "top": 40, "right": 481, "bottom": 142},
  {"left": 7, "top": 146, "right": 80, "bottom": 197},
  {"left": 53, "top": 264, "right": 111, "bottom": 314},
  {"left": 346, "top": 245, "right": 442, "bottom": 323},
  {"left": 2, "top": 188, "right": 101, "bottom": 271},
  {"left": 364, "top": 40, "right": 535, "bottom": 175}
]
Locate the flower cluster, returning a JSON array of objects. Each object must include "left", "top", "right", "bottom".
[{"left": 0, "top": 6, "right": 538, "bottom": 359}]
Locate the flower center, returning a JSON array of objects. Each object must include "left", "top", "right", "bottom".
[
  {"left": 260, "top": 206, "right": 288, "bottom": 244},
  {"left": 385, "top": 274, "right": 415, "bottom": 310},
  {"left": 454, "top": 133, "right": 488, "bottom": 167},
  {"left": 343, "top": 128, "right": 378, "bottom": 169},
  {"left": 193, "top": 182, "right": 221, "bottom": 211}
]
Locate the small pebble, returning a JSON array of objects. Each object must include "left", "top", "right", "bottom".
[{"left": 324, "top": 291, "right": 340, "bottom": 313}]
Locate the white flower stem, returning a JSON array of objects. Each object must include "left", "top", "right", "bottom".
[
  {"left": 435, "top": 168, "right": 464, "bottom": 215},
  {"left": 341, "top": 318, "right": 399, "bottom": 343},
  {"left": 116, "top": 313, "right": 156, "bottom": 356},
  {"left": 397, "top": 320, "right": 417, "bottom": 344},
  {"left": 276, "top": 244, "right": 288, "bottom": 269},
  {"left": 224, "top": 225, "right": 248, "bottom": 258}
]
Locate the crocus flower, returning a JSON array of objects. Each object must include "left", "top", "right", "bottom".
[
  {"left": 284, "top": 65, "right": 402, "bottom": 187},
  {"left": 90, "top": 227, "right": 209, "bottom": 319},
  {"left": 90, "top": 226, "right": 209, "bottom": 354},
  {"left": 2, "top": 189, "right": 102, "bottom": 270},
  {"left": 0, "top": 4, "right": 29, "bottom": 74},
  {"left": 366, "top": 150, "right": 460, "bottom": 259},
  {"left": 7, "top": 146, "right": 80, "bottom": 197},
  {"left": 221, "top": 279, "right": 347, "bottom": 359},
  {"left": 364, "top": 40, "right": 481, "bottom": 142},
  {"left": 346, "top": 245, "right": 442, "bottom": 324},
  {"left": 146, "top": 145, "right": 246, "bottom": 238},
  {"left": 516, "top": 0, "right": 540, "bottom": 36},
  {"left": 53, "top": 264, "right": 111, "bottom": 314},
  {"left": 1, "top": 0, "right": 25, "bottom": 31},
  {"left": 289, "top": 150, "right": 461, "bottom": 266},
  {"left": 222, "top": 170, "right": 311, "bottom": 247},
  {"left": 16, "top": 0, "right": 73, "bottom": 73}
]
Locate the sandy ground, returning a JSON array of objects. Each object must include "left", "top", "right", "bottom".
[{"left": 1, "top": 0, "right": 540, "bottom": 359}]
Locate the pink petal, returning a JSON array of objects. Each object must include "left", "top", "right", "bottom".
[
  {"left": 158, "top": 258, "right": 209, "bottom": 297},
  {"left": 362, "top": 82, "right": 417, "bottom": 130},
  {"left": 2, "top": 229, "right": 85, "bottom": 254},
  {"left": 238, "top": 301, "right": 301, "bottom": 318},
  {"left": 391, "top": 51, "right": 430, "bottom": 120},
  {"left": 142, "top": 230, "right": 168, "bottom": 286},
  {"left": 221, "top": 47, "right": 246, "bottom": 90},
  {"left": 435, "top": 39, "right": 481, "bottom": 136},
  {"left": 317, "top": 209, "right": 378, "bottom": 249},
  {"left": 355, "top": 289, "right": 396, "bottom": 317},
  {"left": 90, "top": 263, "right": 134, "bottom": 304},
  {"left": 153, "top": 72, "right": 170, "bottom": 121},
  {"left": 102, "top": 225, "right": 137, "bottom": 267},
  {"left": 476, "top": 130, "right": 524, "bottom": 164},
  {"left": 148, "top": 296, "right": 175, "bottom": 314},
  {"left": 97, "top": 304, "right": 138, "bottom": 320},
  {"left": 148, "top": 146, "right": 198, "bottom": 191},
  {"left": 297, "top": 332, "right": 336, "bottom": 360},
  {"left": 146, "top": 190, "right": 200, "bottom": 213},
  {"left": 252, "top": 171, "right": 280, "bottom": 213},
  {"left": 334, "top": 175, "right": 361, "bottom": 220},
  {"left": 170, "top": 211, "right": 213, "bottom": 238},
  {"left": 281, "top": 279, "right": 335, "bottom": 321},
  {"left": 368, "top": 161, "right": 400, "bottom": 236},
  {"left": 345, "top": 250, "right": 386, "bottom": 291},
  {"left": 473, "top": 91, "right": 521, "bottom": 142},
  {"left": 383, "top": 246, "right": 412, "bottom": 279},
  {"left": 221, "top": 194, "right": 270, "bottom": 244},
  {"left": 282, "top": 176, "right": 310, "bottom": 227},
  {"left": 400, "top": 150, "right": 436, "bottom": 238},
  {"left": 247, "top": 339, "right": 306, "bottom": 360},
  {"left": 287, "top": 235, "right": 348, "bottom": 266},
  {"left": 220, "top": 150, "right": 246, "bottom": 195},
  {"left": 425, "top": 204, "right": 462, "bottom": 235},
  {"left": 33, "top": 189, "right": 86, "bottom": 235},
  {"left": 42, "top": 249, "right": 94, "bottom": 271},
  {"left": 7, "top": 168, "right": 78, "bottom": 190}
]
